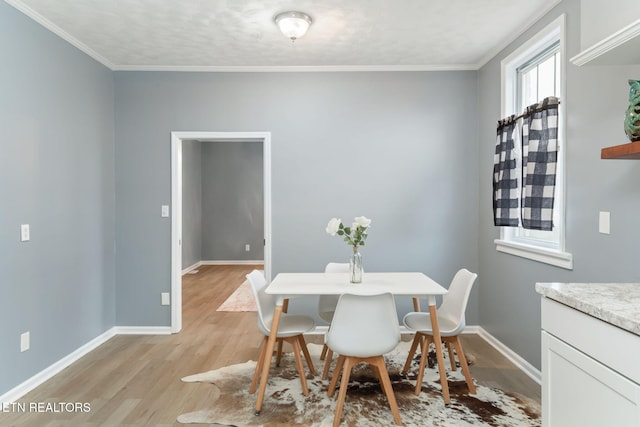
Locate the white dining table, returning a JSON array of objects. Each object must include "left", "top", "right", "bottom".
[{"left": 253, "top": 271, "right": 450, "bottom": 415}]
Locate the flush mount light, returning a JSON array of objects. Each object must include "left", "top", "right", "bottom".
[{"left": 274, "top": 11, "right": 312, "bottom": 42}]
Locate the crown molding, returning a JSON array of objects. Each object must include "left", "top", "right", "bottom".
[
  {"left": 570, "top": 18, "right": 640, "bottom": 66},
  {"left": 5, "top": 0, "right": 116, "bottom": 69},
  {"left": 112, "top": 64, "right": 477, "bottom": 72}
]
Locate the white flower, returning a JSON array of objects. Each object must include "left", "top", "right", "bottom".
[
  {"left": 354, "top": 216, "right": 371, "bottom": 228},
  {"left": 325, "top": 217, "right": 341, "bottom": 236}
]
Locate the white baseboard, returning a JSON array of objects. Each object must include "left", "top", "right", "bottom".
[
  {"left": 182, "top": 260, "right": 265, "bottom": 275},
  {"left": 1, "top": 326, "right": 173, "bottom": 403},
  {"left": 474, "top": 326, "right": 542, "bottom": 385},
  {"left": 200, "top": 260, "right": 265, "bottom": 266},
  {"left": 2, "top": 322, "right": 540, "bottom": 404},
  {"left": 114, "top": 326, "right": 172, "bottom": 335},
  {"left": 0, "top": 327, "right": 117, "bottom": 404},
  {"left": 307, "top": 325, "right": 542, "bottom": 385},
  {"left": 182, "top": 261, "right": 202, "bottom": 275}
]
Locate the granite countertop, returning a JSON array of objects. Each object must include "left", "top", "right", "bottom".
[{"left": 536, "top": 282, "right": 640, "bottom": 336}]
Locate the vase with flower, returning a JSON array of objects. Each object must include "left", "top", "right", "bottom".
[{"left": 326, "top": 216, "right": 371, "bottom": 283}]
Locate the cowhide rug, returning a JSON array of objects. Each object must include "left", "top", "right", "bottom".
[{"left": 178, "top": 343, "right": 540, "bottom": 426}]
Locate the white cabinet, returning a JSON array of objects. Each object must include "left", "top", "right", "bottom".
[{"left": 541, "top": 298, "right": 640, "bottom": 426}]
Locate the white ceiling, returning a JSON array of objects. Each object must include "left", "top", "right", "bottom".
[{"left": 6, "top": 0, "right": 562, "bottom": 71}]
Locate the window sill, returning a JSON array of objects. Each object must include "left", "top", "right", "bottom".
[{"left": 494, "top": 239, "right": 573, "bottom": 270}]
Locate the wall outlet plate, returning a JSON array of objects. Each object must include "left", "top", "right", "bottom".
[
  {"left": 21, "top": 331, "right": 30, "bottom": 352},
  {"left": 20, "top": 224, "right": 30, "bottom": 242},
  {"left": 161, "top": 292, "right": 170, "bottom": 306}
]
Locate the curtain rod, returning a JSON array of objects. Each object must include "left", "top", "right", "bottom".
[{"left": 501, "top": 98, "right": 561, "bottom": 124}]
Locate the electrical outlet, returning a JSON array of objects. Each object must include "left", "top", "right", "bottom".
[
  {"left": 21, "top": 332, "right": 30, "bottom": 352},
  {"left": 245, "top": 244, "right": 250, "bottom": 252},
  {"left": 20, "top": 224, "right": 30, "bottom": 242},
  {"left": 161, "top": 292, "right": 170, "bottom": 306},
  {"left": 599, "top": 211, "right": 610, "bottom": 234}
]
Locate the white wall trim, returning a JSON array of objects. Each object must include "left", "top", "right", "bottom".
[
  {"left": 1, "top": 324, "right": 540, "bottom": 403},
  {"left": 475, "top": 326, "right": 542, "bottom": 385},
  {"left": 171, "top": 131, "right": 273, "bottom": 335},
  {"left": 308, "top": 325, "right": 541, "bottom": 384},
  {"left": 0, "top": 326, "right": 174, "bottom": 402},
  {"left": 570, "top": 18, "right": 640, "bottom": 66},
  {"left": 5, "top": 0, "right": 117, "bottom": 69},
  {"left": 182, "top": 261, "right": 202, "bottom": 275},
  {"left": 114, "top": 326, "right": 173, "bottom": 335},
  {"left": 0, "top": 327, "right": 117, "bottom": 403},
  {"left": 200, "top": 260, "right": 265, "bottom": 266}
]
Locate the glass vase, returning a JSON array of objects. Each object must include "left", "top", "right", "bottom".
[{"left": 350, "top": 247, "right": 363, "bottom": 283}]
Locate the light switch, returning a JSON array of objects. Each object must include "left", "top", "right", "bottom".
[
  {"left": 20, "top": 224, "right": 30, "bottom": 242},
  {"left": 599, "top": 211, "right": 610, "bottom": 234},
  {"left": 161, "top": 205, "right": 170, "bottom": 218}
]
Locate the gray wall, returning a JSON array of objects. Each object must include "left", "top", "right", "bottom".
[
  {"left": 201, "top": 141, "right": 264, "bottom": 261},
  {"left": 181, "top": 140, "right": 202, "bottom": 269},
  {"left": 477, "top": 0, "right": 640, "bottom": 369},
  {"left": 11, "top": 0, "right": 638, "bottom": 396},
  {"left": 0, "top": 2, "right": 115, "bottom": 394},
  {"left": 114, "top": 71, "right": 480, "bottom": 326}
]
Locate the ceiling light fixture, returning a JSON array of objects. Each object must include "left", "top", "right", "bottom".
[{"left": 275, "top": 11, "right": 312, "bottom": 42}]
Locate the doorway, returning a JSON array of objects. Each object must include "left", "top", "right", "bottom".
[{"left": 171, "top": 131, "right": 272, "bottom": 333}]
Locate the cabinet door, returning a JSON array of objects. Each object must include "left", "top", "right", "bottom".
[{"left": 542, "top": 331, "right": 640, "bottom": 427}]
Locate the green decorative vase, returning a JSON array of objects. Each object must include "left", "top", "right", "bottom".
[{"left": 624, "top": 79, "right": 640, "bottom": 142}]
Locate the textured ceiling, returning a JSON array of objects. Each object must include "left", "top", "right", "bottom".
[{"left": 6, "top": 0, "right": 561, "bottom": 71}]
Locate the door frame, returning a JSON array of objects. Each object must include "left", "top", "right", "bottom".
[{"left": 170, "top": 131, "right": 272, "bottom": 333}]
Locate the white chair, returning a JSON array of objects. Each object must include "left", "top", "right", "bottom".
[
  {"left": 246, "top": 270, "right": 316, "bottom": 396},
  {"left": 318, "top": 262, "right": 350, "bottom": 379},
  {"left": 326, "top": 293, "right": 402, "bottom": 426},
  {"left": 401, "top": 268, "right": 478, "bottom": 396}
]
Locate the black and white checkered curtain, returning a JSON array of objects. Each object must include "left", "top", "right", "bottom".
[
  {"left": 493, "top": 115, "right": 520, "bottom": 227},
  {"left": 521, "top": 97, "right": 559, "bottom": 231}
]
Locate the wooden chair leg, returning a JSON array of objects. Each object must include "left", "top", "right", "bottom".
[
  {"left": 328, "top": 355, "right": 345, "bottom": 397},
  {"left": 250, "top": 336, "right": 268, "bottom": 394},
  {"left": 452, "top": 336, "right": 476, "bottom": 394},
  {"left": 373, "top": 356, "right": 403, "bottom": 426},
  {"left": 276, "top": 340, "right": 284, "bottom": 367},
  {"left": 320, "top": 343, "right": 328, "bottom": 361},
  {"left": 290, "top": 338, "right": 310, "bottom": 396},
  {"left": 332, "top": 357, "right": 353, "bottom": 427},
  {"left": 401, "top": 333, "right": 422, "bottom": 375},
  {"left": 446, "top": 341, "right": 457, "bottom": 371},
  {"left": 322, "top": 348, "right": 334, "bottom": 380},
  {"left": 297, "top": 334, "right": 316, "bottom": 375},
  {"left": 414, "top": 334, "right": 431, "bottom": 395}
]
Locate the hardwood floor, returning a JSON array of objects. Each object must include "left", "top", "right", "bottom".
[{"left": 0, "top": 265, "right": 540, "bottom": 426}]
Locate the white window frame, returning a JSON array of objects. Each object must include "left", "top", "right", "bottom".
[{"left": 496, "top": 14, "right": 573, "bottom": 270}]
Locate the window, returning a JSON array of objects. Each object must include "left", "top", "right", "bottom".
[{"left": 496, "top": 15, "right": 572, "bottom": 269}]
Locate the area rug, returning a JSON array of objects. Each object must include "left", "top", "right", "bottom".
[
  {"left": 178, "top": 343, "right": 540, "bottom": 426},
  {"left": 217, "top": 280, "right": 257, "bottom": 312}
]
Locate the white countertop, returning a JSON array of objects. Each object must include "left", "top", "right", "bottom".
[{"left": 536, "top": 282, "right": 640, "bottom": 336}]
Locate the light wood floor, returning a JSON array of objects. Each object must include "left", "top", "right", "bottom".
[{"left": 0, "top": 265, "right": 540, "bottom": 426}]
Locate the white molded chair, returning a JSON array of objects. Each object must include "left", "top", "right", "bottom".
[
  {"left": 326, "top": 293, "right": 402, "bottom": 426},
  {"left": 246, "top": 270, "right": 316, "bottom": 396},
  {"left": 401, "top": 268, "right": 478, "bottom": 395},
  {"left": 318, "top": 262, "right": 350, "bottom": 379}
]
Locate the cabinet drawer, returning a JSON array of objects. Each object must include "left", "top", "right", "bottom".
[
  {"left": 541, "top": 297, "right": 640, "bottom": 384},
  {"left": 542, "top": 331, "right": 640, "bottom": 427}
]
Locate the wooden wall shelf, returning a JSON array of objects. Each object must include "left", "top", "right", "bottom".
[{"left": 601, "top": 141, "right": 640, "bottom": 159}]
